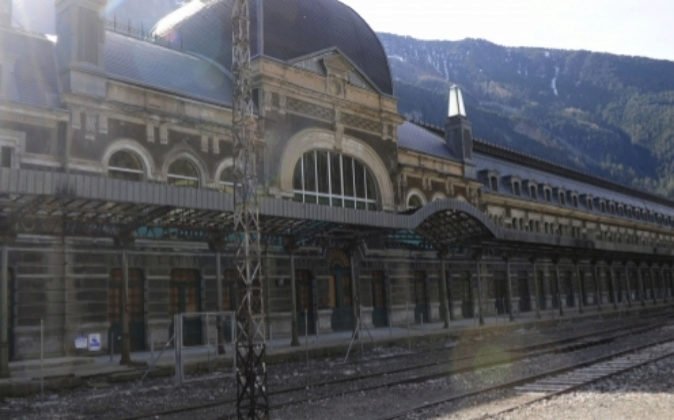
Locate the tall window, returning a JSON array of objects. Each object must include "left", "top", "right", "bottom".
[
  {"left": 293, "top": 150, "right": 378, "bottom": 210},
  {"left": 168, "top": 158, "right": 200, "bottom": 188},
  {"left": 108, "top": 150, "right": 144, "bottom": 181}
]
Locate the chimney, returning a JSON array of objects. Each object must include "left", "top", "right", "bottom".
[
  {"left": 444, "top": 85, "right": 473, "bottom": 163},
  {"left": 55, "top": 0, "right": 107, "bottom": 97},
  {"left": 0, "top": 0, "right": 11, "bottom": 27}
]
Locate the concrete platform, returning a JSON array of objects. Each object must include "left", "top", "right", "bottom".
[{"left": 1, "top": 302, "right": 671, "bottom": 397}]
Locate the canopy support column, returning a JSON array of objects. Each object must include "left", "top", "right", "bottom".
[
  {"left": 554, "top": 258, "right": 564, "bottom": 317},
  {"left": 592, "top": 260, "right": 602, "bottom": 311},
  {"left": 474, "top": 253, "right": 485, "bottom": 326},
  {"left": 120, "top": 248, "right": 131, "bottom": 365},
  {"left": 505, "top": 256, "right": 515, "bottom": 322},
  {"left": 531, "top": 258, "right": 541, "bottom": 319},
  {"left": 438, "top": 250, "right": 450, "bottom": 329},
  {"left": 636, "top": 264, "right": 646, "bottom": 306},
  {"left": 608, "top": 261, "right": 618, "bottom": 310},
  {"left": 0, "top": 245, "right": 9, "bottom": 378},
  {"left": 574, "top": 260, "right": 584, "bottom": 314},
  {"left": 623, "top": 262, "right": 632, "bottom": 308}
]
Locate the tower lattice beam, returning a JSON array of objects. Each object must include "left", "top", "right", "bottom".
[{"left": 231, "top": 0, "right": 268, "bottom": 418}]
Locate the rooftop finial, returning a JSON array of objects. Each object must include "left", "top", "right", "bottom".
[{"left": 448, "top": 84, "right": 466, "bottom": 118}]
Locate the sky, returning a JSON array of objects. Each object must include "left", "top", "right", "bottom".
[{"left": 340, "top": 0, "right": 674, "bottom": 61}]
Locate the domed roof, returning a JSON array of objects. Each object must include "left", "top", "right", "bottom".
[{"left": 153, "top": 0, "right": 393, "bottom": 95}]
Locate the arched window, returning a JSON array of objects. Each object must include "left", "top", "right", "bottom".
[
  {"left": 108, "top": 150, "right": 145, "bottom": 181},
  {"left": 293, "top": 150, "right": 378, "bottom": 210},
  {"left": 407, "top": 194, "right": 424, "bottom": 209},
  {"left": 168, "top": 158, "right": 200, "bottom": 188}
]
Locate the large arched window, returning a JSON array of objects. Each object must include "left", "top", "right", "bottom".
[
  {"left": 108, "top": 150, "right": 145, "bottom": 181},
  {"left": 167, "top": 158, "right": 200, "bottom": 188},
  {"left": 293, "top": 150, "right": 378, "bottom": 210}
]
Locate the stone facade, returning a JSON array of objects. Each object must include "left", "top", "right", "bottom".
[{"left": 0, "top": 0, "right": 673, "bottom": 367}]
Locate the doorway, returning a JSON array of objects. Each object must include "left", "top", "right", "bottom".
[
  {"left": 536, "top": 271, "right": 547, "bottom": 310},
  {"left": 371, "top": 271, "right": 388, "bottom": 327},
  {"left": 565, "top": 273, "right": 575, "bottom": 307},
  {"left": 108, "top": 268, "right": 146, "bottom": 353},
  {"left": 413, "top": 271, "right": 429, "bottom": 323},
  {"left": 461, "top": 272, "right": 474, "bottom": 318},
  {"left": 518, "top": 273, "right": 531, "bottom": 312},
  {"left": 494, "top": 272, "right": 509, "bottom": 315},
  {"left": 170, "top": 269, "right": 202, "bottom": 346},
  {"left": 296, "top": 270, "right": 316, "bottom": 335}
]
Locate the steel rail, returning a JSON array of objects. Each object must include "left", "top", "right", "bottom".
[
  {"left": 121, "top": 314, "right": 672, "bottom": 420},
  {"left": 378, "top": 330, "right": 674, "bottom": 420}
]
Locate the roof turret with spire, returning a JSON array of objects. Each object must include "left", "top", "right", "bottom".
[{"left": 444, "top": 85, "right": 474, "bottom": 168}]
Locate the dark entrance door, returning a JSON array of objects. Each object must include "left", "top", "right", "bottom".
[
  {"left": 170, "top": 269, "right": 202, "bottom": 346},
  {"left": 518, "top": 274, "right": 531, "bottom": 312},
  {"left": 607, "top": 270, "right": 616, "bottom": 303},
  {"left": 550, "top": 274, "right": 560, "bottom": 309},
  {"left": 220, "top": 270, "right": 238, "bottom": 343},
  {"left": 8, "top": 268, "right": 14, "bottom": 361},
  {"left": 580, "top": 272, "right": 588, "bottom": 305},
  {"left": 413, "top": 271, "right": 429, "bottom": 323},
  {"left": 565, "top": 274, "right": 575, "bottom": 307},
  {"left": 494, "top": 272, "right": 509, "bottom": 315},
  {"left": 537, "top": 272, "right": 547, "bottom": 310},
  {"left": 327, "top": 267, "right": 354, "bottom": 331},
  {"left": 371, "top": 271, "right": 388, "bottom": 328},
  {"left": 462, "top": 272, "right": 474, "bottom": 318},
  {"left": 109, "top": 269, "right": 146, "bottom": 353},
  {"left": 296, "top": 270, "right": 316, "bottom": 335}
]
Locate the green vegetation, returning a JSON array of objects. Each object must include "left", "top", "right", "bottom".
[{"left": 380, "top": 34, "right": 674, "bottom": 197}]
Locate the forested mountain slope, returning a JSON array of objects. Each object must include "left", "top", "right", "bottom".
[{"left": 379, "top": 33, "right": 674, "bottom": 197}]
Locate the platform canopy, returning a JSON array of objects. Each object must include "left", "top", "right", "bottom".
[{"left": 0, "top": 168, "right": 672, "bottom": 257}]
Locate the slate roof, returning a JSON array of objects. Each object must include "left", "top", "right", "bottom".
[
  {"left": 104, "top": 31, "right": 233, "bottom": 107},
  {"left": 397, "top": 121, "right": 459, "bottom": 162},
  {"left": 152, "top": 0, "right": 393, "bottom": 95},
  {"left": 472, "top": 147, "right": 674, "bottom": 217},
  {"left": 0, "top": 28, "right": 61, "bottom": 109},
  {"left": 398, "top": 121, "right": 674, "bottom": 218}
]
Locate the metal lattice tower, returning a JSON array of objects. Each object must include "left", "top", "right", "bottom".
[{"left": 231, "top": 0, "right": 268, "bottom": 418}]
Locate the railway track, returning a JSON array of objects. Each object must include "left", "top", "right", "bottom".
[
  {"left": 122, "top": 313, "right": 673, "bottom": 420},
  {"left": 378, "top": 330, "right": 674, "bottom": 419}
]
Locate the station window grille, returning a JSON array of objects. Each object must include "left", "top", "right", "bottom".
[
  {"left": 293, "top": 150, "right": 378, "bottom": 210},
  {"left": 168, "top": 159, "right": 200, "bottom": 188},
  {"left": 108, "top": 150, "right": 144, "bottom": 181}
]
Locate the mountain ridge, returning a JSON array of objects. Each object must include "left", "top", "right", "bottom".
[{"left": 378, "top": 32, "right": 674, "bottom": 198}]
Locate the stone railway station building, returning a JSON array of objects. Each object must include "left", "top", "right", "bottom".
[{"left": 1, "top": 0, "right": 674, "bottom": 374}]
